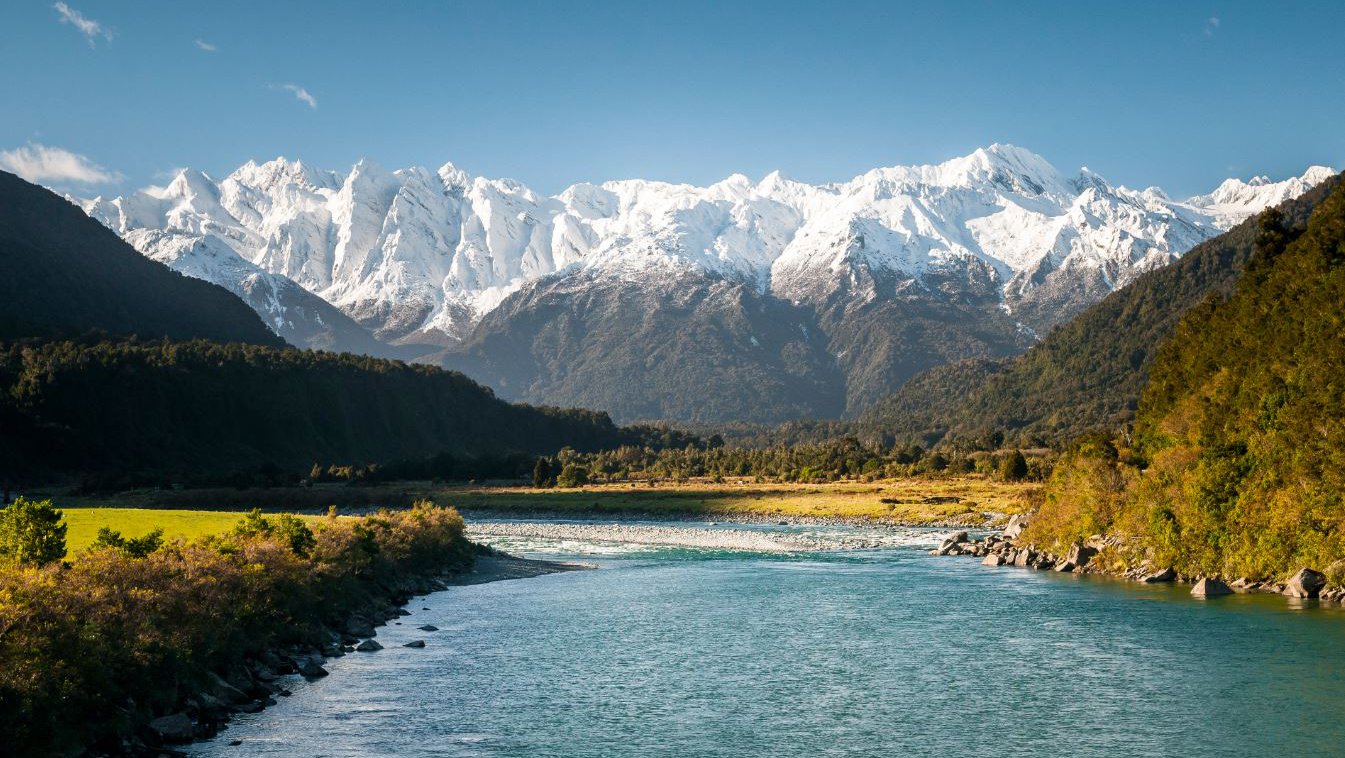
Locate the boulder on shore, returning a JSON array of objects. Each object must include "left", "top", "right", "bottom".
[
  {"left": 1003, "top": 514, "right": 1028, "bottom": 539},
  {"left": 207, "top": 672, "right": 249, "bottom": 705},
  {"left": 298, "top": 658, "right": 328, "bottom": 678},
  {"left": 148, "top": 713, "right": 194, "bottom": 744},
  {"left": 344, "top": 617, "right": 376, "bottom": 638},
  {"left": 1191, "top": 577, "right": 1233, "bottom": 597},
  {"left": 1065, "top": 543, "right": 1098, "bottom": 568},
  {"left": 355, "top": 639, "right": 383, "bottom": 652},
  {"left": 1141, "top": 568, "right": 1176, "bottom": 583},
  {"left": 981, "top": 554, "right": 1005, "bottom": 567},
  {"left": 1284, "top": 568, "right": 1327, "bottom": 598},
  {"left": 1012, "top": 548, "right": 1033, "bottom": 568},
  {"left": 1054, "top": 559, "right": 1076, "bottom": 573}
]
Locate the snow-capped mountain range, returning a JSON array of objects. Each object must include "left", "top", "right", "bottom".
[{"left": 76, "top": 145, "right": 1334, "bottom": 422}]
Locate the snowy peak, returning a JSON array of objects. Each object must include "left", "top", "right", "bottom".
[
  {"left": 75, "top": 147, "right": 1335, "bottom": 346},
  {"left": 1188, "top": 165, "right": 1336, "bottom": 222}
]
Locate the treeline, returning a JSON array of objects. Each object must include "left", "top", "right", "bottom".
[
  {"left": 0, "top": 498, "right": 476, "bottom": 755},
  {"left": 530, "top": 438, "right": 1049, "bottom": 486},
  {"left": 0, "top": 338, "right": 630, "bottom": 488},
  {"left": 1026, "top": 181, "right": 1345, "bottom": 580}
]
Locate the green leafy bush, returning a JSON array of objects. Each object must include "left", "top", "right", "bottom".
[{"left": 0, "top": 497, "right": 66, "bottom": 566}]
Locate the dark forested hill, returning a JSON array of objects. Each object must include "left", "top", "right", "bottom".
[
  {"left": 0, "top": 171, "right": 282, "bottom": 346},
  {"left": 0, "top": 339, "right": 624, "bottom": 483},
  {"left": 863, "top": 172, "right": 1343, "bottom": 447}
]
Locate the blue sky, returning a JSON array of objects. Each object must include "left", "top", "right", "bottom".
[{"left": 2, "top": 1, "right": 1342, "bottom": 196}]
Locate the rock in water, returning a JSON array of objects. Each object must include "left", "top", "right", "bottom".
[
  {"left": 1141, "top": 568, "right": 1176, "bottom": 583},
  {"left": 148, "top": 713, "right": 194, "bottom": 744},
  {"left": 355, "top": 639, "right": 384, "bottom": 652},
  {"left": 298, "top": 658, "right": 328, "bottom": 678},
  {"left": 417, "top": 625, "right": 439, "bottom": 632},
  {"left": 1191, "top": 577, "right": 1233, "bottom": 597},
  {"left": 1284, "top": 568, "right": 1327, "bottom": 598},
  {"left": 404, "top": 640, "right": 427, "bottom": 648},
  {"left": 981, "top": 554, "right": 1005, "bottom": 566}
]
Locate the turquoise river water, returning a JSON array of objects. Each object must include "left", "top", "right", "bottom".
[{"left": 188, "top": 521, "right": 1345, "bottom": 757}]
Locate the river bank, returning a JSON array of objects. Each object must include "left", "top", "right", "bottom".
[
  {"left": 95, "top": 551, "right": 582, "bottom": 757},
  {"left": 933, "top": 514, "right": 1345, "bottom": 605}
]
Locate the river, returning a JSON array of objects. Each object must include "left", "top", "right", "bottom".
[{"left": 186, "top": 521, "right": 1345, "bottom": 757}]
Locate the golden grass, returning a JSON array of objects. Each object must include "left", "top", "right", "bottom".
[
  {"left": 51, "top": 476, "right": 1037, "bottom": 529},
  {"left": 444, "top": 477, "right": 1038, "bottom": 524}
]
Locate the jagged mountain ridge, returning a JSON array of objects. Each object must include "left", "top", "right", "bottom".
[{"left": 76, "top": 146, "right": 1333, "bottom": 422}]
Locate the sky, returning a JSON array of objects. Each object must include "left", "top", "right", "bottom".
[{"left": 2, "top": 1, "right": 1343, "bottom": 197}]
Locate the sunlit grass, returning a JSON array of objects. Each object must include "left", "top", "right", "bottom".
[
  {"left": 50, "top": 476, "right": 1038, "bottom": 537},
  {"left": 59, "top": 508, "right": 327, "bottom": 553}
]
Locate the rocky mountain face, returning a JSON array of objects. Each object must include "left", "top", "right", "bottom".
[{"left": 77, "top": 146, "right": 1333, "bottom": 422}]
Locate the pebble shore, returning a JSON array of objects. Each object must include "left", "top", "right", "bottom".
[{"left": 467, "top": 521, "right": 916, "bottom": 552}]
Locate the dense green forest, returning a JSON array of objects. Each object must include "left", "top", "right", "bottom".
[
  {"left": 0, "top": 339, "right": 628, "bottom": 487},
  {"left": 1027, "top": 180, "right": 1345, "bottom": 580},
  {"left": 863, "top": 173, "right": 1343, "bottom": 448},
  {"left": 0, "top": 170, "right": 282, "bottom": 347}
]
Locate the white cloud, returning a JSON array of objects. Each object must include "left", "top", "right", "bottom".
[
  {"left": 1204, "top": 16, "right": 1220, "bottom": 37},
  {"left": 277, "top": 83, "right": 318, "bottom": 109},
  {"left": 194, "top": 38, "right": 217, "bottom": 52},
  {"left": 0, "top": 143, "right": 122, "bottom": 185},
  {"left": 53, "top": 2, "right": 112, "bottom": 47}
]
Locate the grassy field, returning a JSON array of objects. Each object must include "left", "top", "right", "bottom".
[
  {"left": 59, "top": 508, "right": 329, "bottom": 553},
  {"left": 49, "top": 476, "right": 1038, "bottom": 538}
]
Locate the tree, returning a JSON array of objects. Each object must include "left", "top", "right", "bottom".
[
  {"left": 1000, "top": 450, "right": 1029, "bottom": 482},
  {"left": 532, "top": 457, "right": 553, "bottom": 488},
  {"left": 0, "top": 497, "right": 67, "bottom": 566},
  {"left": 556, "top": 464, "right": 589, "bottom": 488}
]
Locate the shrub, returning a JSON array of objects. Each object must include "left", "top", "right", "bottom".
[
  {"left": 89, "top": 526, "right": 164, "bottom": 558},
  {"left": 0, "top": 497, "right": 66, "bottom": 566}
]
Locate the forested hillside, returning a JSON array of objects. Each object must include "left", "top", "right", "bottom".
[
  {"left": 0, "top": 171, "right": 281, "bottom": 346},
  {"left": 0, "top": 340, "right": 623, "bottom": 485},
  {"left": 864, "top": 172, "right": 1343, "bottom": 447},
  {"left": 1028, "top": 179, "right": 1345, "bottom": 579}
]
